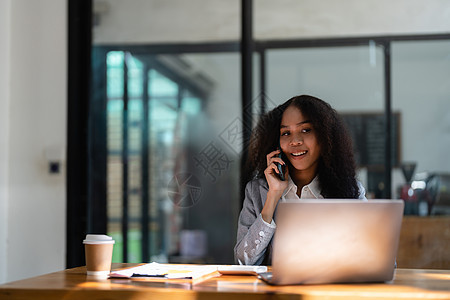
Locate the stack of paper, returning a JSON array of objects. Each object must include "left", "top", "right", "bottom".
[{"left": 109, "top": 263, "right": 220, "bottom": 284}]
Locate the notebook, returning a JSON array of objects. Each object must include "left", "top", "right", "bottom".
[{"left": 258, "top": 199, "right": 404, "bottom": 285}]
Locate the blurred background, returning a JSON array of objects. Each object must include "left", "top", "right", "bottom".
[{"left": 1, "top": 0, "right": 449, "bottom": 284}]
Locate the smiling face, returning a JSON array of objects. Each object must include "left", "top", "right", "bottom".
[{"left": 279, "top": 105, "right": 321, "bottom": 183}]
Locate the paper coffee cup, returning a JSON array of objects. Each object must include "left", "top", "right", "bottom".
[{"left": 83, "top": 234, "right": 115, "bottom": 276}]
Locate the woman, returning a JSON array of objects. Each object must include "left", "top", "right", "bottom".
[{"left": 234, "top": 95, "right": 366, "bottom": 265}]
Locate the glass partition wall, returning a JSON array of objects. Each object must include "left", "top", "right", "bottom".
[
  {"left": 81, "top": 0, "right": 450, "bottom": 268},
  {"left": 391, "top": 40, "right": 450, "bottom": 216},
  {"left": 92, "top": 49, "right": 243, "bottom": 263},
  {"left": 264, "top": 45, "right": 387, "bottom": 198},
  {"left": 104, "top": 51, "right": 208, "bottom": 262}
]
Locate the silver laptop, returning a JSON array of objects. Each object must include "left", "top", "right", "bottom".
[{"left": 258, "top": 199, "right": 404, "bottom": 285}]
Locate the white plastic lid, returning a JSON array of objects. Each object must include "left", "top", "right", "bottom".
[{"left": 83, "top": 234, "right": 115, "bottom": 245}]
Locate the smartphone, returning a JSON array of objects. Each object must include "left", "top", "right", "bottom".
[{"left": 275, "top": 148, "right": 286, "bottom": 181}]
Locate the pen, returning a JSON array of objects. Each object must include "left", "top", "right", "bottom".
[{"left": 131, "top": 273, "right": 167, "bottom": 278}]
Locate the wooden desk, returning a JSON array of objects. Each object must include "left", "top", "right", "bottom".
[{"left": 1, "top": 264, "right": 449, "bottom": 300}]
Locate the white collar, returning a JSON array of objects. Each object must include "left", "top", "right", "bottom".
[{"left": 282, "top": 175, "right": 322, "bottom": 199}]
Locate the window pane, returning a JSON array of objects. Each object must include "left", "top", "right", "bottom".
[
  {"left": 102, "top": 51, "right": 241, "bottom": 264},
  {"left": 107, "top": 51, "right": 124, "bottom": 99},
  {"left": 106, "top": 52, "right": 145, "bottom": 263},
  {"left": 92, "top": 0, "right": 241, "bottom": 266},
  {"left": 149, "top": 69, "right": 178, "bottom": 98},
  {"left": 181, "top": 90, "right": 202, "bottom": 115},
  {"left": 392, "top": 40, "right": 450, "bottom": 217},
  {"left": 127, "top": 55, "right": 143, "bottom": 98},
  {"left": 266, "top": 45, "right": 386, "bottom": 198}
]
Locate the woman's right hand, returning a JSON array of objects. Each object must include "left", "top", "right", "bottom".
[
  {"left": 261, "top": 149, "right": 289, "bottom": 223},
  {"left": 264, "top": 149, "right": 289, "bottom": 198}
]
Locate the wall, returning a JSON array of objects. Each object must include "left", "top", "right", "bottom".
[
  {"left": 0, "top": 0, "right": 11, "bottom": 286},
  {"left": 0, "top": 0, "right": 67, "bottom": 283},
  {"left": 254, "top": 0, "right": 450, "bottom": 40},
  {"left": 93, "top": 0, "right": 240, "bottom": 44},
  {"left": 93, "top": 0, "right": 450, "bottom": 44}
]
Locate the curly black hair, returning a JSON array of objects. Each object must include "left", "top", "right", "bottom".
[{"left": 244, "top": 95, "right": 359, "bottom": 198}]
